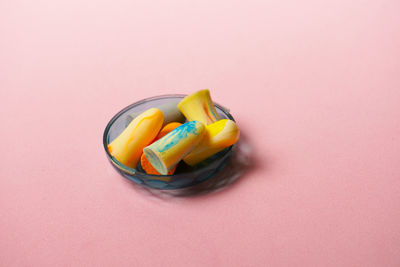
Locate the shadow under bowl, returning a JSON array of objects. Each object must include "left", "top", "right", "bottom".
[{"left": 103, "top": 94, "right": 236, "bottom": 190}]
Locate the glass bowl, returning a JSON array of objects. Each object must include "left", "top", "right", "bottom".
[{"left": 103, "top": 94, "right": 236, "bottom": 190}]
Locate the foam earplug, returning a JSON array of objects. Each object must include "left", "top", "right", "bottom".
[
  {"left": 177, "top": 89, "right": 220, "bottom": 125},
  {"left": 143, "top": 121, "right": 206, "bottom": 175},
  {"left": 140, "top": 122, "right": 182, "bottom": 175},
  {"left": 108, "top": 108, "right": 164, "bottom": 168},
  {"left": 184, "top": 119, "right": 239, "bottom": 166}
]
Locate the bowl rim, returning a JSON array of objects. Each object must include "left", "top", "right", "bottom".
[{"left": 102, "top": 94, "right": 236, "bottom": 179}]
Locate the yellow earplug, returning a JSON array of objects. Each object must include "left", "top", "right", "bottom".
[
  {"left": 178, "top": 89, "right": 221, "bottom": 125},
  {"left": 108, "top": 108, "right": 164, "bottom": 168},
  {"left": 183, "top": 119, "right": 239, "bottom": 166},
  {"left": 143, "top": 121, "right": 206, "bottom": 175}
]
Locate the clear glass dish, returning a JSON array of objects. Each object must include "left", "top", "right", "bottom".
[{"left": 103, "top": 94, "right": 236, "bottom": 190}]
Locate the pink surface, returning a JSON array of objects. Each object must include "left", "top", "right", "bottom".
[{"left": 1, "top": 0, "right": 400, "bottom": 266}]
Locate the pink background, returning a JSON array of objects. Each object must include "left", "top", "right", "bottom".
[{"left": 1, "top": 0, "right": 400, "bottom": 266}]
